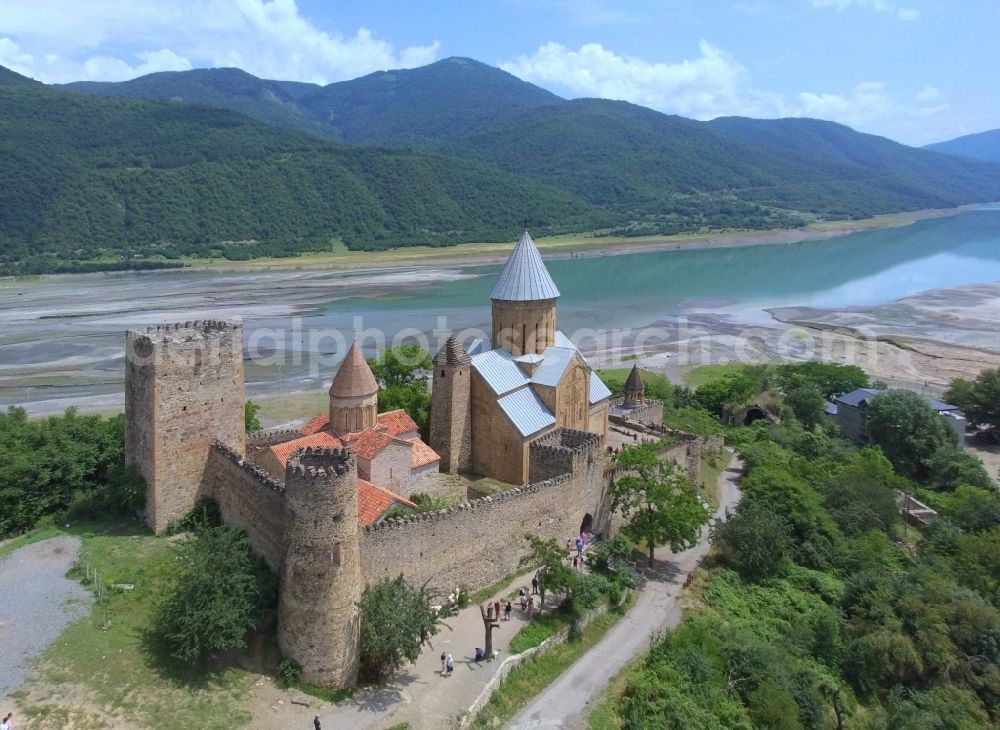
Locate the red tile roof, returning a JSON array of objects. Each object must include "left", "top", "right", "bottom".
[
  {"left": 410, "top": 438, "right": 440, "bottom": 468},
  {"left": 351, "top": 430, "right": 392, "bottom": 461},
  {"left": 377, "top": 409, "right": 418, "bottom": 437},
  {"left": 299, "top": 413, "right": 329, "bottom": 436},
  {"left": 357, "top": 478, "right": 417, "bottom": 526},
  {"left": 269, "top": 432, "right": 341, "bottom": 467}
]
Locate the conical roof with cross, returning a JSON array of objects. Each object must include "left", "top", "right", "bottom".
[{"left": 489, "top": 230, "right": 560, "bottom": 302}]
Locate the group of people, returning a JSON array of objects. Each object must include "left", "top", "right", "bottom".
[
  {"left": 439, "top": 652, "right": 455, "bottom": 676},
  {"left": 486, "top": 599, "right": 514, "bottom": 622}
]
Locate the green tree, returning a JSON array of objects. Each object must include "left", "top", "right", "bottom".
[
  {"left": 822, "top": 448, "right": 900, "bottom": 535},
  {"left": 947, "top": 368, "right": 1000, "bottom": 431},
  {"left": 358, "top": 575, "right": 440, "bottom": 683},
  {"left": 694, "top": 374, "right": 757, "bottom": 417},
  {"left": 156, "top": 526, "right": 274, "bottom": 663},
  {"left": 774, "top": 361, "right": 869, "bottom": 399},
  {"left": 710, "top": 499, "right": 793, "bottom": 580},
  {"left": 521, "top": 533, "right": 578, "bottom": 608},
  {"left": 368, "top": 345, "right": 433, "bottom": 435},
  {"left": 610, "top": 443, "right": 711, "bottom": 566},
  {"left": 925, "top": 444, "right": 993, "bottom": 490},
  {"left": 244, "top": 399, "right": 262, "bottom": 433},
  {"left": 784, "top": 385, "right": 826, "bottom": 430},
  {"left": 867, "top": 391, "right": 954, "bottom": 481}
]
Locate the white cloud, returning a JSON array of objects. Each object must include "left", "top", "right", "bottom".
[
  {"left": 0, "top": 37, "right": 35, "bottom": 77},
  {"left": 0, "top": 0, "right": 440, "bottom": 83},
  {"left": 502, "top": 40, "right": 948, "bottom": 143},
  {"left": 809, "top": 0, "right": 920, "bottom": 21},
  {"left": 81, "top": 49, "right": 193, "bottom": 82},
  {"left": 501, "top": 40, "right": 754, "bottom": 120}
]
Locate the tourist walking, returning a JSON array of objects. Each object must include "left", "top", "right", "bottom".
[
  {"left": 1, "top": 712, "right": 12, "bottom": 730},
  {"left": 494, "top": 600, "right": 501, "bottom": 620},
  {"left": 532, "top": 573, "right": 540, "bottom": 594},
  {"left": 504, "top": 600, "right": 513, "bottom": 621},
  {"left": 527, "top": 594, "right": 534, "bottom": 615},
  {"left": 446, "top": 653, "right": 454, "bottom": 676},
  {"left": 441, "top": 652, "right": 447, "bottom": 676},
  {"left": 520, "top": 589, "right": 528, "bottom": 612},
  {"left": 313, "top": 715, "right": 321, "bottom": 730}
]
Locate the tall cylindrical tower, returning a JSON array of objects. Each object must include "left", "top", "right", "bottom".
[
  {"left": 279, "top": 447, "right": 361, "bottom": 688},
  {"left": 490, "top": 231, "right": 560, "bottom": 356}
]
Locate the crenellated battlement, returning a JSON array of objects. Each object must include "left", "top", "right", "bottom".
[
  {"left": 248, "top": 429, "right": 304, "bottom": 447},
  {"left": 363, "top": 472, "right": 573, "bottom": 535},
  {"left": 135, "top": 320, "right": 240, "bottom": 337},
  {"left": 212, "top": 440, "right": 285, "bottom": 494},
  {"left": 530, "top": 427, "right": 602, "bottom": 453},
  {"left": 286, "top": 446, "right": 355, "bottom": 479}
]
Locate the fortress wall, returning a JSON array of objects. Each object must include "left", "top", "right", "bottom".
[
  {"left": 360, "top": 448, "right": 608, "bottom": 598},
  {"left": 204, "top": 443, "right": 287, "bottom": 571}
]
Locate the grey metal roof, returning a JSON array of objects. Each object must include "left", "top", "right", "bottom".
[
  {"left": 835, "top": 388, "right": 883, "bottom": 408},
  {"left": 498, "top": 387, "right": 556, "bottom": 437},
  {"left": 489, "top": 231, "right": 561, "bottom": 302},
  {"left": 590, "top": 371, "right": 613, "bottom": 404},
  {"left": 513, "top": 353, "right": 544, "bottom": 364},
  {"left": 835, "top": 387, "right": 960, "bottom": 413},
  {"left": 554, "top": 330, "right": 575, "bottom": 349},
  {"left": 531, "top": 346, "right": 577, "bottom": 387},
  {"left": 471, "top": 348, "right": 529, "bottom": 395},
  {"left": 824, "top": 401, "right": 838, "bottom": 415},
  {"left": 467, "top": 338, "right": 487, "bottom": 357}
]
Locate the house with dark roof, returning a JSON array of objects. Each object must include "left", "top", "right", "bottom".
[{"left": 827, "top": 387, "right": 966, "bottom": 446}]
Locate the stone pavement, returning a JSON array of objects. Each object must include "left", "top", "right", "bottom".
[{"left": 309, "top": 569, "right": 552, "bottom": 730}]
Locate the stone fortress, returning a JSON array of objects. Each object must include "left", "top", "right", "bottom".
[{"left": 124, "top": 231, "right": 701, "bottom": 688}]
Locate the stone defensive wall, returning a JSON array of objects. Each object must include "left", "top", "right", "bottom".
[
  {"left": 608, "top": 397, "right": 663, "bottom": 427},
  {"left": 203, "top": 441, "right": 287, "bottom": 571},
  {"left": 360, "top": 429, "right": 608, "bottom": 598},
  {"left": 246, "top": 429, "right": 304, "bottom": 458}
]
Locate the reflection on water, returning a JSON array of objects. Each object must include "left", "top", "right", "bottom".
[{"left": 2, "top": 209, "right": 1000, "bottom": 413}]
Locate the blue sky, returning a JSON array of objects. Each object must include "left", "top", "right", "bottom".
[{"left": 0, "top": 0, "right": 995, "bottom": 145}]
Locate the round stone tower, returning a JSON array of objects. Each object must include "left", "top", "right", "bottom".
[
  {"left": 430, "top": 336, "right": 472, "bottom": 473},
  {"left": 329, "top": 339, "right": 379, "bottom": 434},
  {"left": 278, "top": 447, "right": 362, "bottom": 688},
  {"left": 490, "top": 230, "right": 560, "bottom": 356},
  {"left": 623, "top": 364, "right": 645, "bottom": 409}
]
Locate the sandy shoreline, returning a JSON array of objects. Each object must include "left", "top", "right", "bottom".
[{"left": 4, "top": 203, "right": 979, "bottom": 285}]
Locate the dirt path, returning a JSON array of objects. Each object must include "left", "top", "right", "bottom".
[
  {"left": 507, "top": 453, "right": 743, "bottom": 729},
  {"left": 0, "top": 536, "right": 91, "bottom": 704}
]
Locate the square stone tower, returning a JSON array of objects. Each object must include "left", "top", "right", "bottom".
[{"left": 125, "top": 320, "right": 245, "bottom": 533}]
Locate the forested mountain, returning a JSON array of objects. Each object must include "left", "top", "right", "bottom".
[
  {"left": 7, "top": 56, "right": 1000, "bottom": 274},
  {"left": 0, "top": 80, "right": 605, "bottom": 274},
  {"left": 925, "top": 128, "right": 1000, "bottom": 163},
  {"left": 61, "top": 58, "right": 1000, "bottom": 224},
  {"left": 64, "top": 67, "right": 339, "bottom": 141}
]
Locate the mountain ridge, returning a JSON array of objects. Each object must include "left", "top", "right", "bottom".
[{"left": 925, "top": 129, "right": 1000, "bottom": 163}]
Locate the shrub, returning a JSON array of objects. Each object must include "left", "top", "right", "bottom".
[{"left": 277, "top": 657, "right": 302, "bottom": 688}]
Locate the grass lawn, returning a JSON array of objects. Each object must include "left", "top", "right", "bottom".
[
  {"left": 469, "top": 594, "right": 635, "bottom": 729},
  {"left": 10, "top": 519, "right": 264, "bottom": 730},
  {"left": 585, "top": 656, "right": 642, "bottom": 730},
  {"left": 682, "top": 363, "right": 747, "bottom": 388}
]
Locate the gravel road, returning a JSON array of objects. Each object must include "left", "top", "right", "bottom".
[
  {"left": 508, "top": 454, "right": 743, "bottom": 729},
  {"left": 0, "top": 536, "right": 92, "bottom": 702}
]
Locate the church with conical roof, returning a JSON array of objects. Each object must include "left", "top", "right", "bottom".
[{"left": 431, "top": 230, "right": 611, "bottom": 485}]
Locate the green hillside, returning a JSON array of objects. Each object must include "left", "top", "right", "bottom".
[
  {"left": 294, "top": 57, "right": 561, "bottom": 145},
  {"left": 0, "top": 82, "right": 606, "bottom": 275},
  {"left": 61, "top": 58, "right": 1000, "bottom": 228},
  {"left": 925, "top": 128, "right": 1000, "bottom": 163},
  {"left": 63, "top": 67, "right": 339, "bottom": 142}
]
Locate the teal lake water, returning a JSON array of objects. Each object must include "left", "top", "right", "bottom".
[
  {"left": 2, "top": 208, "right": 1000, "bottom": 413},
  {"left": 307, "top": 208, "right": 1000, "bottom": 336}
]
